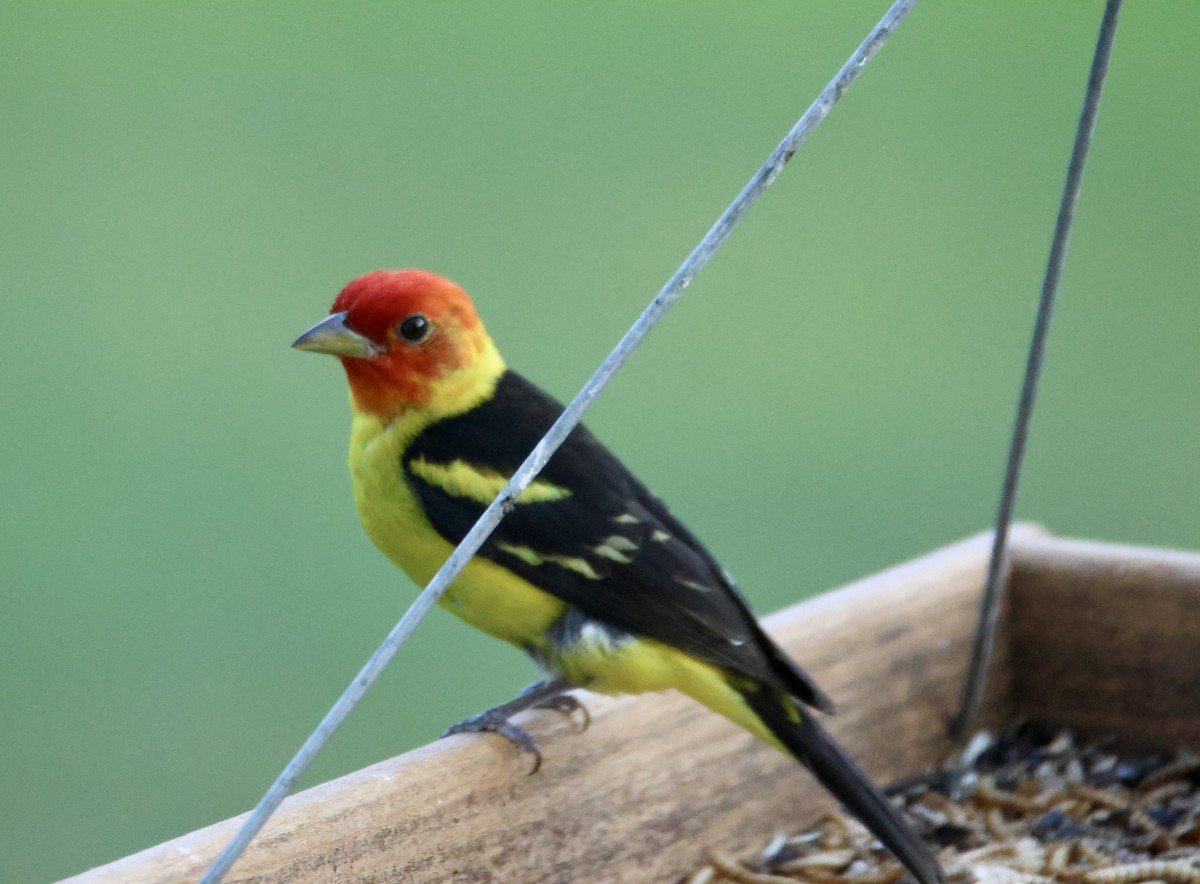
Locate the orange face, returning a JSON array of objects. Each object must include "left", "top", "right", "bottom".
[{"left": 295, "top": 269, "right": 494, "bottom": 418}]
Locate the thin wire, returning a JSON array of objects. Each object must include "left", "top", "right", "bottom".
[
  {"left": 202, "top": 2, "right": 918, "bottom": 880},
  {"left": 951, "top": 0, "right": 1123, "bottom": 743}
]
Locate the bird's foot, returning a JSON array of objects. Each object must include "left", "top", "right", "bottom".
[
  {"left": 442, "top": 707, "right": 544, "bottom": 764},
  {"left": 535, "top": 692, "right": 590, "bottom": 732},
  {"left": 440, "top": 678, "right": 585, "bottom": 774}
]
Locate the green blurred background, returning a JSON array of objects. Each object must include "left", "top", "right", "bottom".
[{"left": 3, "top": 2, "right": 1197, "bottom": 880}]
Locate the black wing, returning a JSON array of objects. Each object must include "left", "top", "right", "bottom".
[{"left": 405, "top": 370, "right": 832, "bottom": 711}]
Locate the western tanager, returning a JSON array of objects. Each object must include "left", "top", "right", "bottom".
[{"left": 294, "top": 269, "right": 943, "bottom": 884}]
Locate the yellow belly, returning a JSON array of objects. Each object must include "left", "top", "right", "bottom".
[
  {"left": 347, "top": 406, "right": 566, "bottom": 649},
  {"left": 555, "top": 633, "right": 779, "bottom": 747}
]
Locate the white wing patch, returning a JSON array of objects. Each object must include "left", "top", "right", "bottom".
[
  {"left": 604, "top": 535, "right": 638, "bottom": 552},
  {"left": 592, "top": 534, "right": 639, "bottom": 564},
  {"left": 496, "top": 542, "right": 601, "bottom": 580},
  {"left": 675, "top": 576, "right": 714, "bottom": 594}
]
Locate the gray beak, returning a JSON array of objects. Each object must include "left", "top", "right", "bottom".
[{"left": 292, "top": 311, "right": 383, "bottom": 359}]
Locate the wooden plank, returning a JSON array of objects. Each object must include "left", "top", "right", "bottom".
[
  {"left": 67, "top": 527, "right": 1025, "bottom": 883},
  {"left": 1009, "top": 534, "right": 1200, "bottom": 748}
]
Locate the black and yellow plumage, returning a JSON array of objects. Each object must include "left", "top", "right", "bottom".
[{"left": 294, "top": 269, "right": 943, "bottom": 884}]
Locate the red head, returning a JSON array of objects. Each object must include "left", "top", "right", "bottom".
[{"left": 294, "top": 269, "right": 504, "bottom": 419}]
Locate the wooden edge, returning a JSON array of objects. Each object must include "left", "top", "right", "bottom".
[
  {"left": 1009, "top": 534, "right": 1200, "bottom": 747},
  {"left": 67, "top": 526, "right": 1035, "bottom": 884}
]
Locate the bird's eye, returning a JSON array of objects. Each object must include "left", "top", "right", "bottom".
[{"left": 397, "top": 314, "right": 431, "bottom": 343}]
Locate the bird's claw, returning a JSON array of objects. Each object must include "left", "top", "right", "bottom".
[
  {"left": 536, "top": 693, "right": 590, "bottom": 732},
  {"left": 440, "top": 682, "right": 588, "bottom": 775},
  {"left": 442, "top": 709, "right": 545, "bottom": 773}
]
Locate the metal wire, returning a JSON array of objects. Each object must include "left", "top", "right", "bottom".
[
  {"left": 951, "top": 0, "right": 1124, "bottom": 743},
  {"left": 200, "top": 2, "right": 919, "bottom": 880}
]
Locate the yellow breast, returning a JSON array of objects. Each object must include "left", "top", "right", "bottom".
[{"left": 347, "top": 404, "right": 566, "bottom": 649}]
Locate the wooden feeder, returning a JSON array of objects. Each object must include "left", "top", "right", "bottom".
[{"left": 68, "top": 525, "right": 1200, "bottom": 882}]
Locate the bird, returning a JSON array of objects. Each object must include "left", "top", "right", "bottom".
[{"left": 293, "top": 268, "right": 944, "bottom": 884}]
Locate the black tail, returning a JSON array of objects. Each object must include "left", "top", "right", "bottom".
[{"left": 740, "top": 687, "right": 944, "bottom": 884}]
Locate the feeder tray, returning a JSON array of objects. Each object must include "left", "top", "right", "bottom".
[{"left": 68, "top": 525, "right": 1200, "bottom": 882}]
